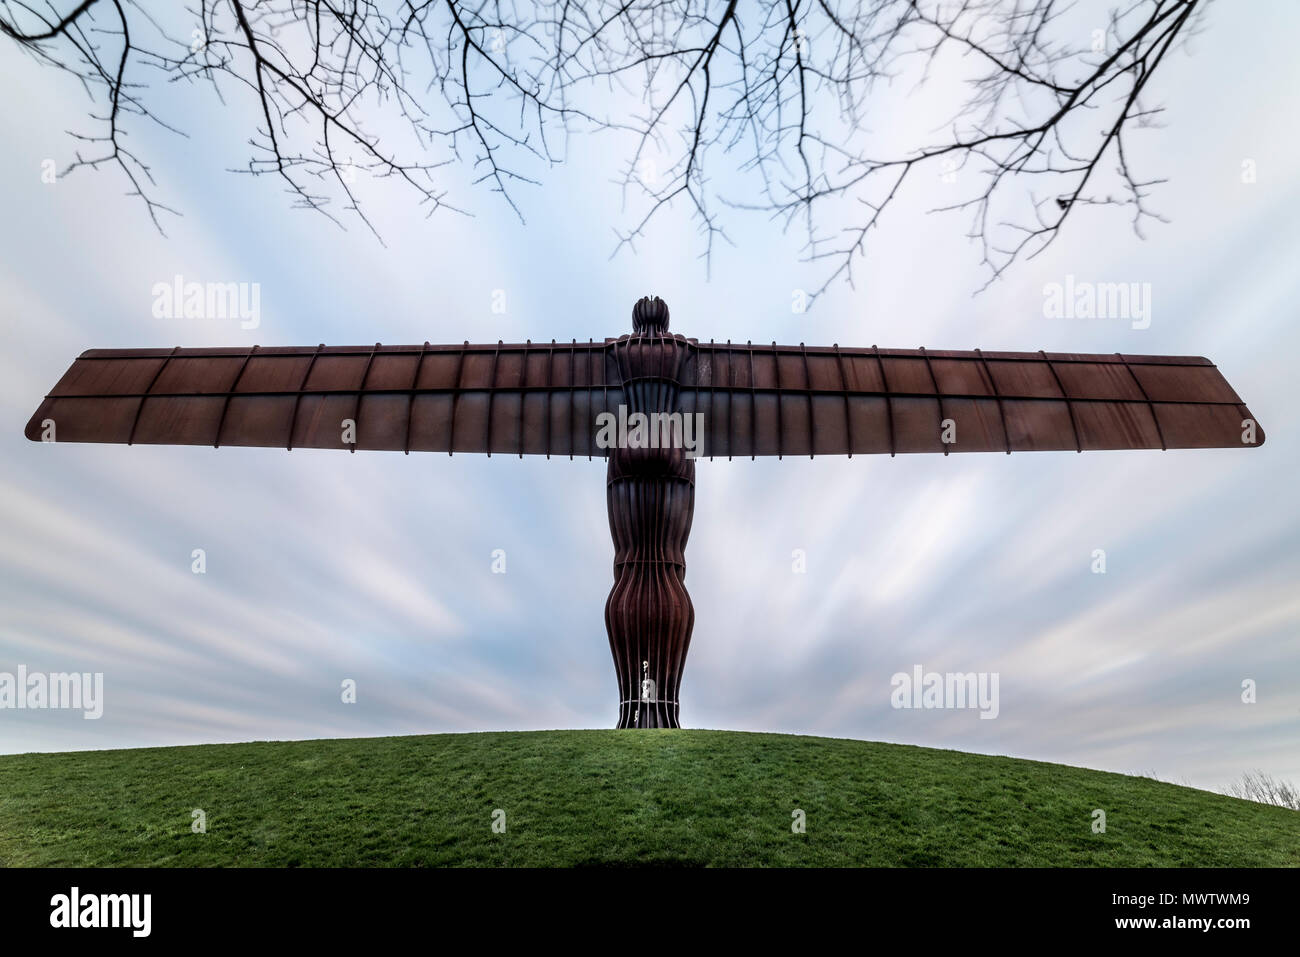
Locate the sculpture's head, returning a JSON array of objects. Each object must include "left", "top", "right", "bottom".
[{"left": 632, "top": 295, "right": 670, "bottom": 335}]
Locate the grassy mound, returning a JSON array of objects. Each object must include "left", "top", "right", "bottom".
[{"left": 0, "top": 730, "right": 1294, "bottom": 867}]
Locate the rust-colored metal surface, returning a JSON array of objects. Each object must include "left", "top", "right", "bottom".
[
  {"left": 679, "top": 343, "right": 1259, "bottom": 455},
  {"left": 24, "top": 340, "right": 622, "bottom": 457},
  {"left": 605, "top": 298, "right": 696, "bottom": 727},
  {"left": 25, "top": 341, "right": 1261, "bottom": 457},
  {"left": 24, "top": 297, "right": 1265, "bottom": 728}
]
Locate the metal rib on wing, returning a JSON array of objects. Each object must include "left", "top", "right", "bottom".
[
  {"left": 24, "top": 342, "right": 623, "bottom": 457},
  {"left": 677, "top": 344, "right": 1264, "bottom": 457}
]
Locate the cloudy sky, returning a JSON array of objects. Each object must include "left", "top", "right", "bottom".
[{"left": 0, "top": 2, "right": 1296, "bottom": 794}]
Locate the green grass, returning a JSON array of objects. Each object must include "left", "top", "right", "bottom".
[{"left": 0, "top": 730, "right": 1295, "bottom": 867}]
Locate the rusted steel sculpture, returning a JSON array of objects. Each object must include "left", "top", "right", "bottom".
[
  {"left": 26, "top": 296, "right": 1265, "bottom": 728},
  {"left": 606, "top": 297, "right": 695, "bottom": 727}
]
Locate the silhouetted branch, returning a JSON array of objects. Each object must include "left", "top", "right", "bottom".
[{"left": 1, "top": 0, "right": 1208, "bottom": 293}]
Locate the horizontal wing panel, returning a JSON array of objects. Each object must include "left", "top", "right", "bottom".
[
  {"left": 25, "top": 343, "right": 622, "bottom": 457},
  {"left": 26, "top": 342, "right": 1263, "bottom": 458},
  {"left": 678, "top": 345, "right": 1262, "bottom": 456}
]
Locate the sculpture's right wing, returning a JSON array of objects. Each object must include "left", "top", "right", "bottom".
[{"left": 25, "top": 342, "right": 622, "bottom": 457}]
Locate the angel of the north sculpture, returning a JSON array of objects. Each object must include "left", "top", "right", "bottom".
[{"left": 25, "top": 296, "right": 1264, "bottom": 728}]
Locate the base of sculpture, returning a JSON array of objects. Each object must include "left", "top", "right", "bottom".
[
  {"left": 616, "top": 697, "right": 682, "bottom": 729},
  {"left": 604, "top": 448, "right": 695, "bottom": 729}
]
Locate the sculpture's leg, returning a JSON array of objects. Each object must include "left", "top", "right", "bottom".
[{"left": 604, "top": 448, "right": 695, "bottom": 728}]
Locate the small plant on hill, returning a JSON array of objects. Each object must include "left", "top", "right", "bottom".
[{"left": 1227, "top": 771, "right": 1300, "bottom": 811}]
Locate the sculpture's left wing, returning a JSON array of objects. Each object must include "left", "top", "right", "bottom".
[{"left": 676, "top": 344, "right": 1263, "bottom": 457}]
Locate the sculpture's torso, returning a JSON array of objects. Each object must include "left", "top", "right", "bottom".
[{"left": 604, "top": 325, "right": 696, "bottom": 728}]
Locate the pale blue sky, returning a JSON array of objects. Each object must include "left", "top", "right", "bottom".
[{"left": 0, "top": 2, "right": 1296, "bottom": 794}]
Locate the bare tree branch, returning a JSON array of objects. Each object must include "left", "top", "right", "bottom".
[{"left": 1, "top": 0, "right": 1209, "bottom": 294}]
